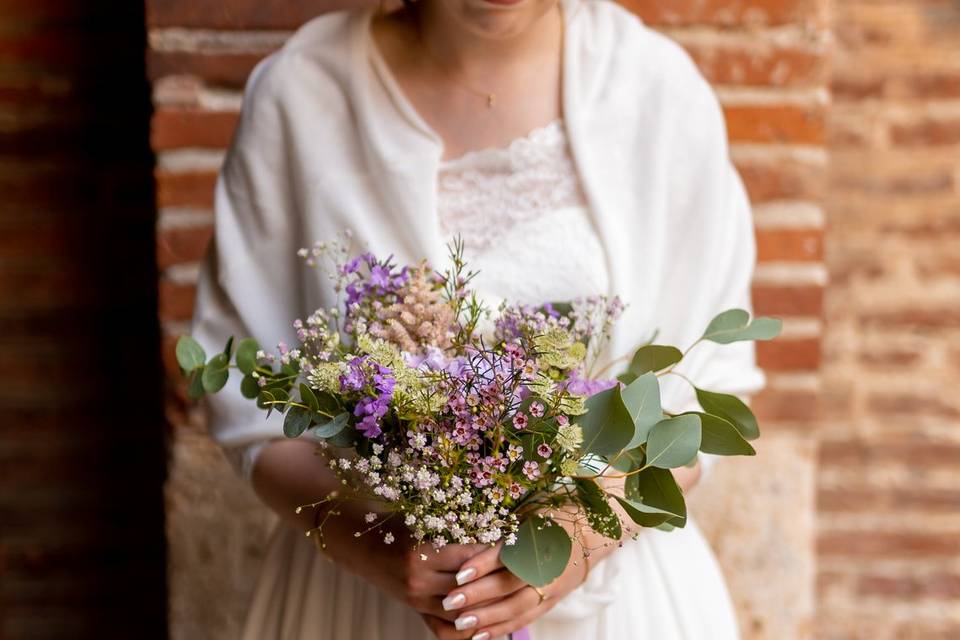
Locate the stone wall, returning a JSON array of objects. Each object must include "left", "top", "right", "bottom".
[{"left": 149, "top": 0, "right": 829, "bottom": 637}]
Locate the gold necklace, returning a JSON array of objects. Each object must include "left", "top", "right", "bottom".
[{"left": 417, "top": 4, "right": 563, "bottom": 110}]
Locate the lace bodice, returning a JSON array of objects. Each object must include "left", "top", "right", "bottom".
[{"left": 438, "top": 119, "right": 609, "bottom": 305}]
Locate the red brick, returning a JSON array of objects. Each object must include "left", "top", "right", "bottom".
[
  {"left": 890, "top": 118, "right": 960, "bottom": 147},
  {"left": 682, "top": 41, "right": 824, "bottom": 87},
  {"left": 158, "top": 279, "right": 197, "bottom": 322},
  {"left": 820, "top": 438, "right": 960, "bottom": 468},
  {"left": 155, "top": 169, "right": 217, "bottom": 208},
  {"left": 151, "top": 108, "right": 238, "bottom": 151},
  {"left": 860, "top": 308, "right": 960, "bottom": 331},
  {"left": 818, "top": 488, "right": 960, "bottom": 513},
  {"left": 868, "top": 392, "right": 960, "bottom": 419},
  {"left": 902, "top": 72, "right": 960, "bottom": 99},
  {"left": 735, "top": 157, "right": 825, "bottom": 202},
  {"left": 756, "top": 337, "right": 820, "bottom": 371},
  {"left": 147, "top": 50, "right": 269, "bottom": 89},
  {"left": 146, "top": 0, "right": 334, "bottom": 29},
  {"left": 818, "top": 532, "right": 960, "bottom": 558},
  {"left": 724, "top": 104, "right": 825, "bottom": 145},
  {"left": 752, "top": 284, "right": 823, "bottom": 316},
  {"left": 858, "top": 348, "right": 922, "bottom": 368},
  {"left": 157, "top": 226, "right": 213, "bottom": 270},
  {"left": 756, "top": 228, "right": 823, "bottom": 262},
  {"left": 752, "top": 387, "right": 820, "bottom": 422},
  {"left": 620, "top": 0, "right": 821, "bottom": 27},
  {"left": 857, "top": 573, "right": 960, "bottom": 600}
]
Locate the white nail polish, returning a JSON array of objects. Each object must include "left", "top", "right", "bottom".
[
  {"left": 455, "top": 567, "right": 477, "bottom": 585},
  {"left": 471, "top": 633, "right": 490, "bottom": 640},
  {"left": 454, "top": 615, "right": 478, "bottom": 631},
  {"left": 442, "top": 593, "right": 466, "bottom": 611}
]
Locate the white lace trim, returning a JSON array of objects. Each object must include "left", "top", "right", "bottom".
[{"left": 438, "top": 119, "right": 588, "bottom": 251}]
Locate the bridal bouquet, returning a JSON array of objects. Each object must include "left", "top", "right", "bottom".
[{"left": 177, "top": 237, "right": 781, "bottom": 588}]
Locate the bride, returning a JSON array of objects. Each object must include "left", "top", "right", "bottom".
[{"left": 190, "top": 0, "right": 766, "bottom": 637}]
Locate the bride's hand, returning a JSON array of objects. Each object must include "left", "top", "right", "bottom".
[{"left": 420, "top": 541, "right": 588, "bottom": 640}]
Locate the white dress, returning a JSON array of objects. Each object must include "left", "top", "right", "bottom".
[{"left": 237, "top": 118, "right": 741, "bottom": 640}]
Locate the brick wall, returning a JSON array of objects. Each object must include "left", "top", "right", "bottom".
[
  {"left": 0, "top": 2, "right": 167, "bottom": 638},
  {"left": 147, "top": 0, "right": 829, "bottom": 637},
  {"left": 818, "top": 2, "right": 960, "bottom": 638}
]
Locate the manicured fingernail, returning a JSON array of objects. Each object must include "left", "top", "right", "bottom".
[
  {"left": 455, "top": 615, "right": 478, "bottom": 631},
  {"left": 455, "top": 567, "right": 477, "bottom": 585},
  {"left": 472, "top": 633, "right": 490, "bottom": 640},
  {"left": 442, "top": 592, "right": 466, "bottom": 611}
]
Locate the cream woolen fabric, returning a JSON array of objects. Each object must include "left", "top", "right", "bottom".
[{"left": 190, "top": 0, "right": 766, "bottom": 474}]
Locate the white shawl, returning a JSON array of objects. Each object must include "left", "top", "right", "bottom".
[{"left": 191, "top": 0, "right": 766, "bottom": 466}]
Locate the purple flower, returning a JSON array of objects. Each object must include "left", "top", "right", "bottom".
[
  {"left": 512, "top": 413, "right": 529, "bottom": 430},
  {"left": 537, "top": 443, "right": 552, "bottom": 459},
  {"left": 563, "top": 371, "right": 618, "bottom": 397},
  {"left": 369, "top": 264, "right": 391, "bottom": 288},
  {"left": 522, "top": 461, "right": 541, "bottom": 480}
]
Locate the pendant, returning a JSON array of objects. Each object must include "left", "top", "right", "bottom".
[{"left": 487, "top": 93, "right": 496, "bottom": 108}]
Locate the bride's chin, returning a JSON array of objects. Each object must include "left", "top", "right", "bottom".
[{"left": 440, "top": 0, "right": 557, "bottom": 40}]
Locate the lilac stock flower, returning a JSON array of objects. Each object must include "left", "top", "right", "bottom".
[
  {"left": 339, "top": 355, "right": 396, "bottom": 438},
  {"left": 563, "top": 370, "right": 618, "bottom": 397}
]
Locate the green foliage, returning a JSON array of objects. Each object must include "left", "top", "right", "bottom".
[
  {"left": 186, "top": 369, "right": 206, "bottom": 399},
  {"left": 614, "top": 495, "right": 675, "bottom": 528},
  {"left": 175, "top": 336, "right": 206, "bottom": 372},
  {"left": 201, "top": 353, "right": 229, "bottom": 393},
  {"left": 620, "top": 372, "right": 662, "bottom": 449},
  {"left": 311, "top": 412, "right": 350, "bottom": 438},
  {"left": 300, "top": 383, "right": 319, "bottom": 412},
  {"left": 240, "top": 374, "right": 260, "bottom": 399},
  {"left": 576, "top": 479, "right": 622, "bottom": 539},
  {"left": 577, "top": 386, "right": 634, "bottom": 457},
  {"left": 694, "top": 387, "right": 759, "bottom": 440},
  {"left": 235, "top": 338, "right": 260, "bottom": 375},
  {"left": 626, "top": 467, "right": 686, "bottom": 527},
  {"left": 628, "top": 345, "right": 683, "bottom": 375},
  {"left": 691, "top": 412, "right": 756, "bottom": 455},
  {"left": 222, "top": 336, "right": 234, "bottom": 359},
  {"left": 284, "top": 406, "right": 312, "bottom": 438},
  {"left": 644, "top": 415, "right": 702, "bottom": 469},
  {"left": 500, "top": 516, "right": 572, "bottom": 587},
  {"left": 702, "top": 309, "right": 782, "bottom": 344},
  {"left": 608, "top": 447, "right": 644, "bottom": 473}
]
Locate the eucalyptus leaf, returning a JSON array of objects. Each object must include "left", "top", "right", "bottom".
[
  {"left": 256, "top": 389, "right": 275, "bottom": 412},
  {"left": 326, "top": 424, "right": 358, "bottom": 448},
  {"left": 300, "top": 383, "right": 319, "bottom": 412},
  {"left": 201, "top": 353, "right": 229, "bottom": 393},
  {"left": 577, "top": 386, "right": 634, "bottom": 457},
  {"left": 311, "top": 412, "right": 350, "bottom": 438},
  {"left": 222, "top": 336, "right": 235, "bottom": 359},
  {"left": 283, "top": 406, "right": 312, "bottom": 438},
  {"left": 695, "top": 388, "right": 759, "bottom": 440},
  {"left": 644, "top": 415, "right": 702, "bottom": 469},
  {"left": 702, "top": 308, "right": 782, "bottom": 344},
  {"left": 614, "top": 495, "right": 674, "bottom": 528},
  {"left": 628, "top": 345, "right": 683, "bottom": 375},
  {"left": 625, "top": 467, "right": 686, "bottom": 526},
  {"left": 617, "top": 372, "right": 638, "bottom": 385},
  {"left": 621, "top": 373, "right": 662, "bottom": 449},
  {"left": 240, "top": 374, "right": 260, "bottom": 399},
  {"left": 576, "top": 479, "right": 622, "bottom": 539},
  {"left": 500, "top": 516, "right": 572, "bottom": 588},
  {"left": 186, "top": 369, "right": 206, "bottom": 399},
  {"left": 235, "top": 338, "right": 260, "bottom": 375},
  {"left": 175, "top": 336, "right": 206, "bottom": 372},
  {"left": 690, "top": 412, "right": 756, "bottom": 455},
  {"left": 608, "top": 447, "right": 645, "bottom": 473}
]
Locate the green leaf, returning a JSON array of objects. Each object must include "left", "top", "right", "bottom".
[
  {"left": 299, "top": 383, "right": 319, "bottom": 412},
  {"left": 175, "top": 336, "right": 206, "bottom": 372},
  {"left": 608, "top": 447, "right": 645, "bottom": 473},
  {"left": 311, "top": 412, "right": 350, "bottom": 438},
  {"left": 617, "top": 372, "right": 638, "bottom": 385},
  {"left": 222, "top": 336, "right": 235, "bottom": 359},
  {"left": 186, "top": 369, "right": 206, "bottom": 399},
  {"left": 283, "top": 406, "right": 312, "bottom": 438},
  {"left": 628, "top": 345, "right": 683, "bottom": 375},
  {"left": 256, "top": 389, "right": 275, "bottom": 414},
  {"left": 500, "top": 516, "right": 572, "bottom": 588},
  {"left": 695, "top": 388, "right": 759, "bottom": 440},
  {"left": 240, "top": 374, "right": 260, "bottom": 399},
  {"left": 576, "top": 479, "right": 622, "bottom": 540},
  {"left": 577, "top": 386, "right": 635, "bottom": 457},
  {"left": 625, "top": 467, "right": 686, "bottom": 526},
  {"left": 645, "top": 415, "right": 702, "bottom": 469},
  {"left": 201, "top": 353, "right": 229, "bottom": 393},
  {"left": 691, "top": 412, "right": 756, "bottom": 456},
  {"left": 620, "top": 372, "right": 663, "bottom": 449},
  {"left": 326, "top": 424, "right": 358, "bottom": 448},
  {"left": 235, "top": 338, "right": 260, "bottom": 375},
  {"left": 702, "top": 309, "right": 782, "bottom": 344},
  {"left": 614, "top": 496, "right": 674, "bottom": 528}
]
